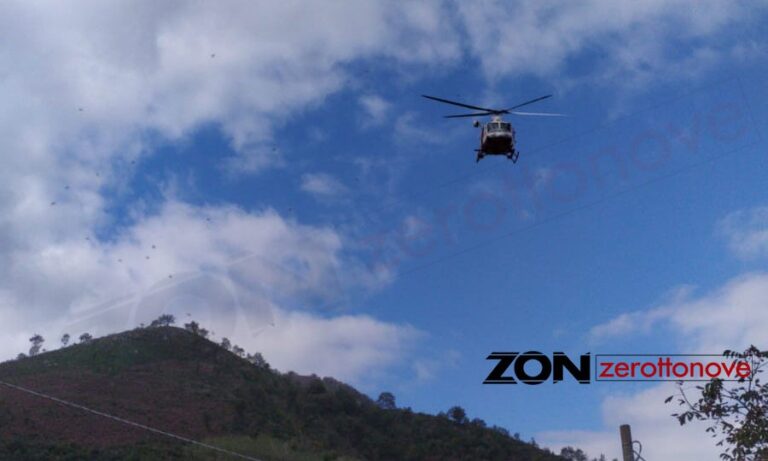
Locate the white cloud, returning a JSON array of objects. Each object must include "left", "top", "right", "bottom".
[
  {"left": 411, "top": 350, "right": 460, "bottom": 384},
  {"left": 300, "top": 173, "right": 349, "bottom": 199},
  {"left": 589, "top": 273, "right": 768, "bottom": 352},
  {"left": 401, "top": 215, "right": 430, "bottom": 239},
  {"left": 717, "top": 206, "right": 768, "bottom": 260},
  {"left": 455, "top": 1, "right": 760, "bottom": 87},
  {"left": 587, "top": 285, "right": 695, "bottom": 344},
  {"left": 393, "top": 112, "right": 447, "bottom": 145},
  {"left": 0, "top": 1, "right": 461, "bottom": 196},
  {"left": 246, "top": 309, "right": 422, "bottom": 384},
  {"left": 359, "top": 94, "right": 391, "bottom": 127}
]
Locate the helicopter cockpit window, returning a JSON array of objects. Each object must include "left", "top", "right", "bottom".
[{"left": 487, "top": 122, "right": 510, "bottom": 133}]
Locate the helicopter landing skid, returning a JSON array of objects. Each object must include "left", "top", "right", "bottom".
[{"left": 475, "top": 150, "right": 518, "bottom": 163}]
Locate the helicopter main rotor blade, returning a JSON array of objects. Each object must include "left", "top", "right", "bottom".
[
  {"left": 422, "top": 95, "right": 499, "bottom": 113},
  {"left": 510, "top": 111, "right": 566, "bottom": 117},
  {"left": 444, "top": 112, "right": 496, "bottom": 118},
  {"left": 504, "top": 94, "right": 553, "bottom": 112}
]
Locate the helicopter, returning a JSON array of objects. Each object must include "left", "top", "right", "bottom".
[{"left": 422, "top": 94, "right": 564, "bottom": 163}]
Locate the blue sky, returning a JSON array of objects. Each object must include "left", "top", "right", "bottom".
[{"left": 1, "top": 2, "right": 767, "bottom": 459}]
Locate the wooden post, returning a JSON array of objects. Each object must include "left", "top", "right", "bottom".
[{"left": 620, "top": 424, "right": 634, "bottom": 461}]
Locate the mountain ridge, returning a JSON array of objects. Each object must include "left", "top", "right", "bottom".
[{"left": 0, "top": 325, "right": 564, "bottom": 460}]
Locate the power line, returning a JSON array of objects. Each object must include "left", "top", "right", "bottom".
[{"left": 0, "top": 379, "right": 262, "bottom": 461}]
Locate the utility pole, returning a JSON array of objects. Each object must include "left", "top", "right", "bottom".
[{"left": 619, "top": 424, "right": 634, "bottom": 461}]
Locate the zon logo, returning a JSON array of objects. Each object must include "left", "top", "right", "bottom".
[{"left": 484, "top": 351, "right": 591, "bottom": 385}]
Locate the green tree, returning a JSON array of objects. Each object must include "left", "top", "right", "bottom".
[
  {"left": 246, "top": 352, "right": 269, "bottom": 369},
  {"left": 79, "top": 332, "right": 93, "bottom": 344},
  {"left": 61, "top": 333, "right": 70, "bottom": 347},
  {"left": 470, "top": 417, "right": 487, "bottom": 428},
  {"left": 183, "top": 321, "right": 209, "bottom": 338},
  {"left": 376, "top": 392, "right": 396, "bottom": 410},
  {"left": 447, "top": 406, "right": 468, "bottom": 425},
  {"left": 667, "top": 345, "right": 768, "bottom": 460},
  {"left": 560, "top": 446, "right": 588, "bottom": 461},
  {"left": 492, "top": 426, "right": 510, "bottom": 437},
  {"left": 150, "top": 314, "right": 175, "bottom": 327},
  {"left": 184, "top": 321, "right": 200, "bottom": 335},
  {"left": 28, "top": 334, "right": 44, "bottom": 356}
]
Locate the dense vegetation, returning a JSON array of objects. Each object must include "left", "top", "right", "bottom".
[{"left": 0, "top": 325, "right": 565, "bottom": 460}]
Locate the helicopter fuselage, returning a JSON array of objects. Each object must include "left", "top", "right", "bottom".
[{"left": 477, "top": 117, "right": 517, "bottom": 162}]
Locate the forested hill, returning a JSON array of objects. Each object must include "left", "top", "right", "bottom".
[{"left": 0, "top": 326, "right": 565, "bottom": 460}]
